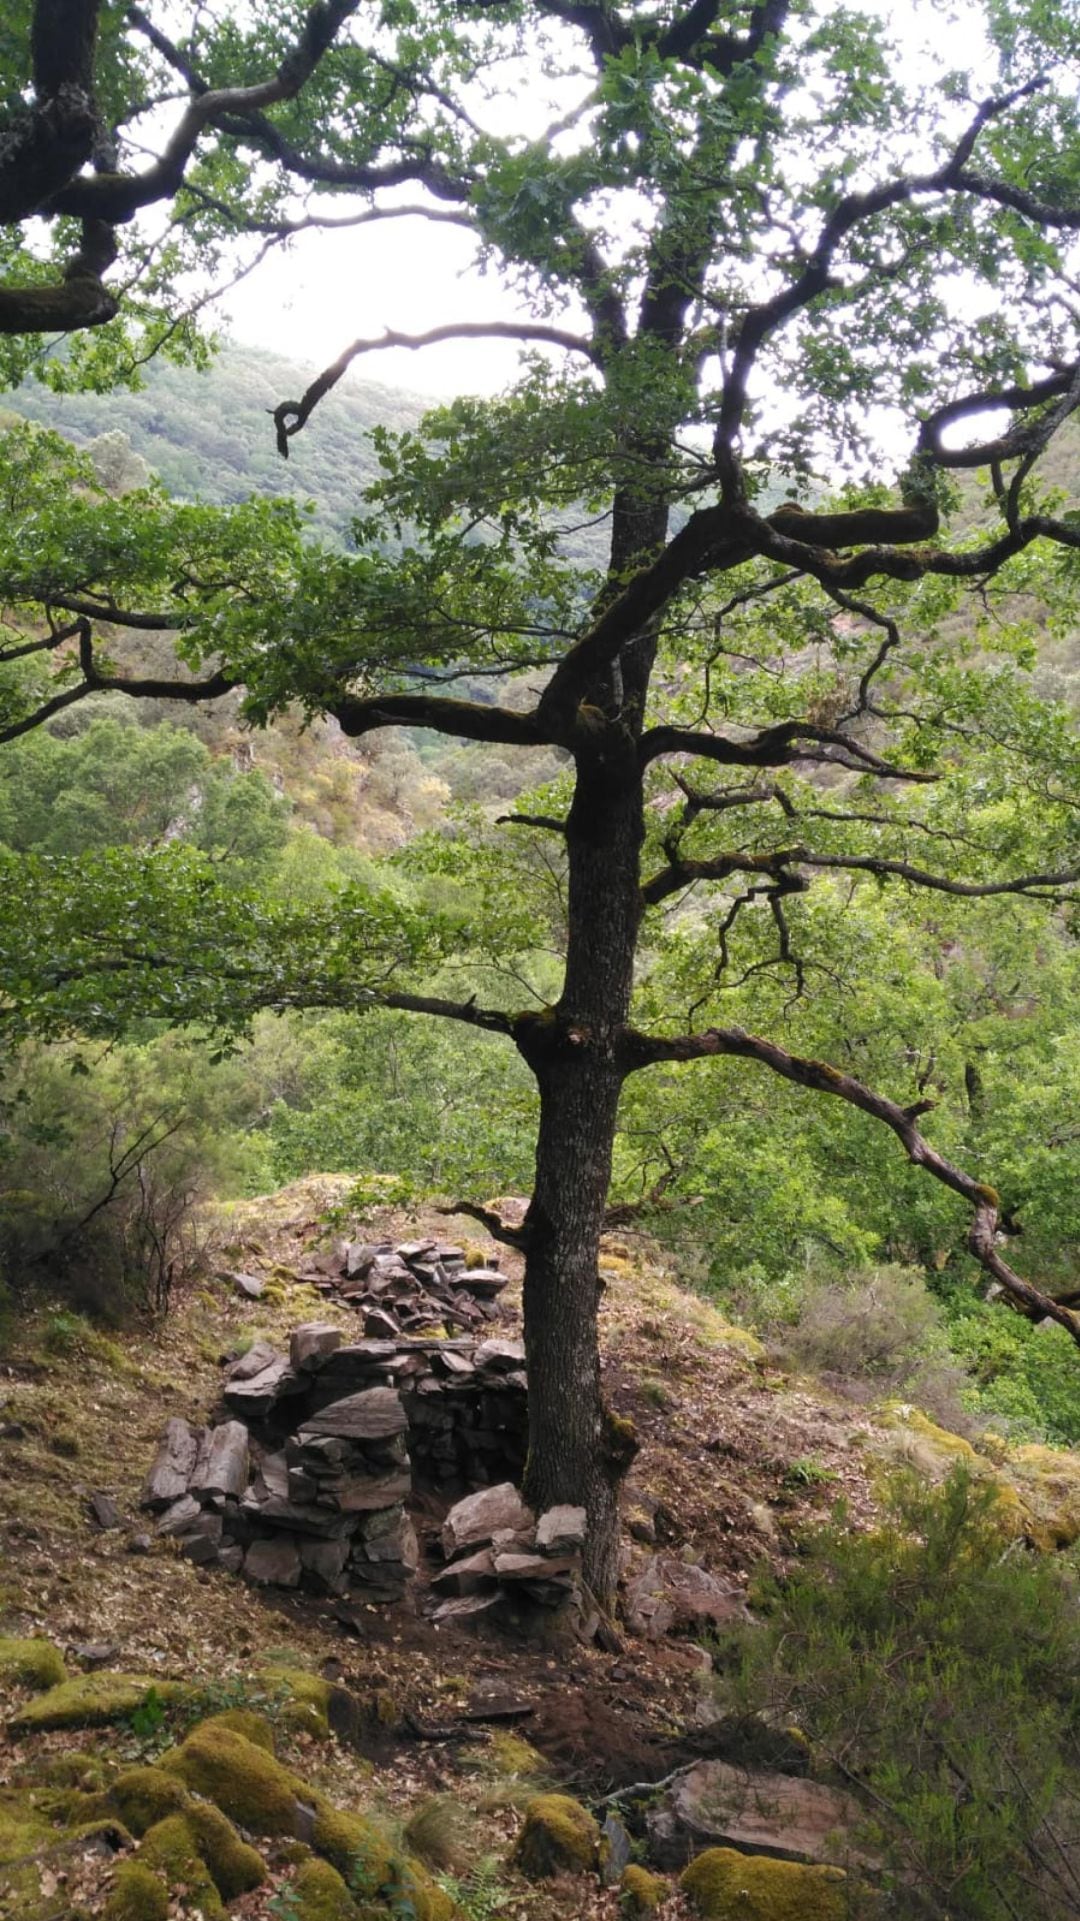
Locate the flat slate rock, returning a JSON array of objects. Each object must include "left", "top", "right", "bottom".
[
  {"left": 536, "top": 1504, "right": 587, "bottom": 1553},
  {"left": 646, "top": 1760, "right": 878, "bottom": 1870},
  {"left": 290, "top": 1323, "right": 344, "bottom": 1370},
  {"left": 442, "top": 1482, "right": 534, "bottom": 1559},
  {"left": 244, "top": 1536, "right": 302, "bottom": 1587},
  {"left": 142, "top": 1418, "right": 201, "bottom": 1510},
  {"left": 298, "top": 1386, "right": 407, "bottom": 1441},
  {"left": 224, "top": 1356, "right": 297, "bottom": 1411},
  {"left": 431, "top": 1591, "right": 507, "bottom": 1627},
  {"left": 225, "top": 1340, "right": 281, "bottom": 1382},
  {"left": 199, "top": 1421, "right": 250, "bottom": 1500},
  {"left": 229, "top": 1271, "right": 265, "bottom": 1300},
  {"left": 625, "top": 1555, "right": 753, "bottom": 1640},
  {"left": 155, "top": 1493, "right": 202, "bottom": 1537},
  {"left": 472, "top": 1339, "right": 526, "bottom": 1371},
  {"left": 88, "top": 1491, "right": 123, "bottom": 1530}
]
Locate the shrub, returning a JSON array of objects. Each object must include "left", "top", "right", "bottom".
[
  {"left": 726, "top": 1469, "right": 1080, "bottom": 1919},
  {"left": 753, "top": 1262, "right": 972, "bottom": 1427}
]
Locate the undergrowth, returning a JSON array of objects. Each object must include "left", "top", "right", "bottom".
[{"left": 724, "top": 1468, "right": 1080, "bottom": 1919}]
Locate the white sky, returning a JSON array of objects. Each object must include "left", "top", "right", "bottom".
[
  {"left": 220, "top": 213, "right": 537, "bottom": 397},
  {"left": 216, "top": 0, "right": 1018, "bottom": 405}
]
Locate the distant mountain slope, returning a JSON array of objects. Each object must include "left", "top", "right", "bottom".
[{"left": 4, "top": 342, "right": 426, "bottom": 544}]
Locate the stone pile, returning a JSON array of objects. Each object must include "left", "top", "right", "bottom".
[
  {"left": 300, "top": 1236, "right": 509, "bottom": 1336},
  {"left": 429, "top": 1483, "right": 587, "bottom": 1627},
  {"left": 140, "top": 1321, "right": 529, "bottom": 1605}
]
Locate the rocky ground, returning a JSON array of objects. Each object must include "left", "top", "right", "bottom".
[{"left": 2, "top": 1178, "right": 1079, "bottom": 1920}]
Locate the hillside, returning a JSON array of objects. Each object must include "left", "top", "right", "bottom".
[
  {"left": 2, "top": 345, "right": 425, "bottom": 547},
  {"left": 4, "top": 1184, "right": 1080, "bottom": 1920}
]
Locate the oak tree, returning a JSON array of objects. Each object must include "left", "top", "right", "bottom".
[{"left": 4, "top": 0, "right": 1080, "bottom": 1597}]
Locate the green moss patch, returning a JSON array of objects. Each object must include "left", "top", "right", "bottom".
[
  {"left": 255, "top": 1664, "right": 332, "bottom": 1739},
  {"left": 621, "top": 1864, "right": 668, "bottom": 1914},
  {"left": 107, "top": 1766, "right": 190, "bottom": 1836},
  {"left": 160, "top": 1720, "right": 448, "bottom": 1918},
  {"left": 8, "top": 1673, "right": 188, "bottom": 1734},
  {"left": 104, "top": 1860, "right": 170, "bottom": 1921},
  {"left": 292, "top": 1857, "right": 360, "bottom": 1920},
  {"left": 512, "top": 1793, "right": 599, "bottom": 1879},
  {"left": 680, "top": 1846, "right": 848, "bottom": 1920},
  {"left": 140, "top": 1814, "right": 226, "bottom": 1920},
  {"left": 159, "top": 1720, "right": 300, "bottom": 1833},
  {"left": 0, "top": 1787, "right": 59, "bottom": 1866},
  {"left": 0, "top": 1637, "right": 67, "bottom": 1691}
]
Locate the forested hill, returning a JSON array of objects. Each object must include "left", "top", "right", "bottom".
[{"left": 2, "top": 343, "right": 425, "bottom": 544}]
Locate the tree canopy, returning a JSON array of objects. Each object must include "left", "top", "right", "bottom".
[{"left": 3, "top": 0, "right": 1080, "bottom": 1595}]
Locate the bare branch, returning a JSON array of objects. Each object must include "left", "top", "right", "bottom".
[
  {"left": 641, "top": 844, "right": 1080, "bottom": 909},
  {"left": 640, "top": 720, "right": 938, "bottom": 782},
  {"left": 497, "top": 812, "right": 569, "bottom": 835},
  {"left": 436, "top": 1199, "right": 528, "bottom": 1250},
  {"left": 274, "top": 323, "right": 597, "bottom": 454},
  {"left": 331, "top": 691, "right": 551, "bottom": 750},
  {"left": 619, "top": 1022, "right": 1080, "bottom": 1343}
]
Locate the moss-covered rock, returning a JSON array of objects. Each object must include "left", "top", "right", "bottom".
[
  {"left": 8, "top": 1673, "right": 187, "bottom": 1734},
  {"left": 0, "top": 1636, "right": 67, "bottom": 1691},
  {"left": 1008, "top": 1443, "right": 1080, "bottom": 1550},
  {"left": 182, "top": 1802, "right": 266, "bottom": 1899},
  {"left": 512, "top": 1793, "right": 599, "bottom": 1879},
  {"left": 107, "top": 1767, "right": 190, "bottom": 1836},
  {"left": 881, "top": 1412, "right": 1080, "bottom": 1551},
  {"left": 38, "top": 1751, "right": 110, "bottom": 1792},
  {"left": 292, "top": 1856, "right": 361, "bottom": 1919},
  {"left": 483, "top": 1731, "right": 546, "bottom": 1779},
  {"left": 620, "top": 1864, "right": 668, "bottom": 1914},
  {"left": 680, "top": 1846, "right": 848, "bottom": 1919},
  {"left": 160, "top": 1720, "right": 449, "bottom": 1918},
  {"left": 198, "top": 1704, "right": 277, "bottom": 1751},
  {"left": 159, "top": 1721, "right": 300, "bottom": 1833},
  {"left": 256, "top": 1664, "right": 333, "bottom": 1738},
  {"left": 140, "top": 1813, "right": 226, "bottom": 1920},
  {"left": 103, "top": 1860, "right": 170, "bottom": 1921},
  {"left": 0, "top": 1787, "right": 59, "bottom": 1866}
]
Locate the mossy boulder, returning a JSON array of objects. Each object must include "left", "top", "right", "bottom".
[
  {"left": 1007, "top": 1443, "right": 1080, "bottom": 1550},
  {"left": 256, "top": 1664, "right": 333, "bottom": 1738},
  {"left": 140, "top": 1814, "right": 226, "bottom": 1919},
  {"left": 512, "top": 1793, "right": 600, "bottom": 1879},
  {"left": 159, "top": 1721, "right": 300, "bottom": 1833},
  {"left": 194, "top": 1704, "right": 277, "bottom": 1751},
  {"left": 621, "top": 1864, "right": 668, "bottom": 1914},
  {"left": 0, "top": 1787, "right": 59, "bottom": 1866},
  {"left": 0, "top": 1636, "right": 67, "bottom": 1691},
  {"left": 108, "top": 1766, "right": 190, "bottom": 1836},
  {"left": 180, "top": 1803, "right": 266, "bottom": 1899},
  {"left": 38, "top": 1751, "right": 110, "bottom": 1792},
  {"left": 8, "top": 1672, "right": 187, "bottom": 1734},
  {"left": 132, "top": 1804, "right": 264, "bottom": 1917},
  {"left": 882, "top": 1412, "right": 1080, "bottom": 1551},
  {"left": 292, "top": 1857, "right": 361, "bottom": 1920},
  {"left": 680, "top": 1846, "right": 848, "bottom": 1920},
  {"left": 160, "top": 1720, "right": 449, "bottom": 1919},
  {"left": 485, "top": 1731, "right": 546, "bottom": 1778},
  {"left": 104, "top": 1860, "right": 170, "bottom": 1921}
]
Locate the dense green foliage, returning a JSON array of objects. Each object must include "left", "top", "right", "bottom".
[
  {"left": 2, "top": 347, "right": 424, "bottom": 546},
  {"left": 730, "top": 1470, "right": 1080, "bottom": 1918}
]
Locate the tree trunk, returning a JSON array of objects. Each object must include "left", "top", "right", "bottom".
[{"left": 518, "top": 741, "right": 644, "bottom": 1604}]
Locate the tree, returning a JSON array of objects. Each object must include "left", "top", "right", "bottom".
[{"left": 2, "top": 0, "right": 1080, "bottom": 1599}]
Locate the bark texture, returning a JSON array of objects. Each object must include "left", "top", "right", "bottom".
[{"left": 518, "top": 738, "right": 646, "bottom": 1602}]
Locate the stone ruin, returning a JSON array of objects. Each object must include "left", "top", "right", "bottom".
[
  {"left": 294, "top": 1234, "right": 509, "bottom": 1336},
  {"left": 141, "top": 1238, "right": 588, "bottom": 1622}
]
